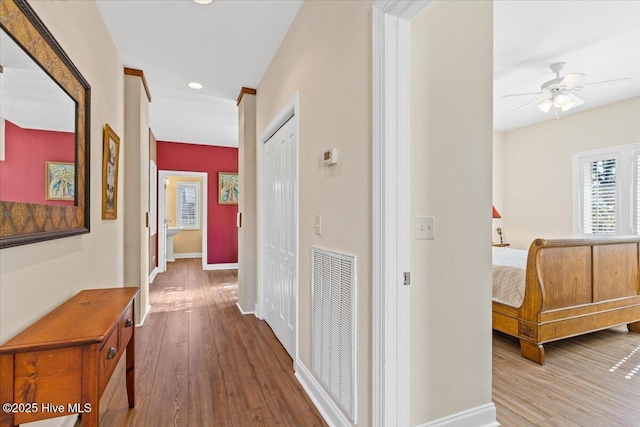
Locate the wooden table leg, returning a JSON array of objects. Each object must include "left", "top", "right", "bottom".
[
  {"left": 81, "top": 346, "right": 99, "bottom": 427},
  {"left": 126, "top": 328, "right": 135, "bottom": 408},
  {"left": 0, "top": 355, "right": 16, "bottom": 427}
]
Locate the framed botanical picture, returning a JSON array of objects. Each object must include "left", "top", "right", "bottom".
[
  {"left": 102, "top": 124, "right": 121, "bottom": 219},
  {"left": 218, "top": 172, "right": 239, "bottom": 205},
  {"left": 45, "top": 161, "right": 75, "bottom": 201}
]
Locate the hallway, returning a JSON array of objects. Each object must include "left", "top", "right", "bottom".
[{"left": 96, "top": 259, "right": 326, "bottom": 426}]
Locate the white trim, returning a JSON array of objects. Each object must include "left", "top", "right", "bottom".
[
  {"left": 204, "top": 263, "right": 238, "bottom": 271},
  {"left": 572, "top": 141, "right": 640, "bottom": 236},
  {"left": 257, "top": 92, "right": 300, "bottom": 366},
  {"left": 158, "top": 170, "right": 208, "bottom": 273},
  {"left": 136, "top": 304, "right": 151, "bottom": 327},
  {"left": 150, "top": 160, "right": 158, "bottom": 236},
  {"left": 173, "top": 252, "right": 203, "bottom": 259},
  {"left": 415, "top": 404, "right": 499, "bottom": 427},
  {"left": 235, "top": 302, "right": 254, "bottom": 315},
  {"left": 254, "top": 303, "right": 260, "bottom": 318},
  {"left": 295, "top": 360, "right": 355, "bottom": 427},
  {"left": 148, "top": 266, "right": 159, "bottom": 284},
  {"left": 372, "top": 1, "right": 430, "bottom": 425},
  {"left": 0, "top": 117, "right": 5, "bottom": 161}
]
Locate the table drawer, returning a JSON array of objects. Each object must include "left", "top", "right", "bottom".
[
  {"left": 119, "top": 303, "right": 134, "bottom": 347},
  {"left": 98, "top": 327, "right": 119, "bottom": 394}
]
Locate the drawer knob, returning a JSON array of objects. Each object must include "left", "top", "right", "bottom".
[
  {"left": 106, "top": 346, "right": 117, "bottom": 360},
  {"left": 125, "top": 318, "right": 133, "bottom": 328}
]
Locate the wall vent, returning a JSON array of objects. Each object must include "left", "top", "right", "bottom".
[{"left": 311, "top": 247, "right": 357, "bottom": 424}]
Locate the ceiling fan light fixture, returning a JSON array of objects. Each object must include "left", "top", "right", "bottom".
[
  {"left": 561, "top": 93, "right": 585, "bottom": 112},
  {"left": 560, "top": 101, "right": 577, "bottom": 113},
  {"left": 553, "top": 93, "right": 570, "bottom": 108},
  {"left": 538, "top": 98, "right": 553, "bottom": 113}
]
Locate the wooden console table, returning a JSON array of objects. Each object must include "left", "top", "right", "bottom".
[{"left": 0, "top": 287, "right": 138, "bottom": 427}]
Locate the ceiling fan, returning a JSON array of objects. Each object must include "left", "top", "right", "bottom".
[{"left": 504, "top": 62, "right": 630, "bottom": 115}]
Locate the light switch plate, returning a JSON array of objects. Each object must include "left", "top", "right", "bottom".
[
  {"left": 416, "top": 216, "right": 435, "bottom": 240},
  {"left": 315, "top": 215, "right": 322, "bottom": 235}
]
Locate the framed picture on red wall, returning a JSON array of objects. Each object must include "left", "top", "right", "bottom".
[
  {"left": 102, "top": 124, "right": 121, "bottom": 219},
  {"left": 218, "top": 172, "right": 238, "bottom": 205},
  {"left": 45, "top": 161, "right": 75, "bottom": 201}
]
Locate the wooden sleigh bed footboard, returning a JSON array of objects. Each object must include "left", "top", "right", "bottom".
[{"left": 492, "top": 237, "right": 640, "bottom": 364}]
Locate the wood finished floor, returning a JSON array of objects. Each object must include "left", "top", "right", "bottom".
[
  {"left": 94, "top": 259, "right": 326, "bottom": 427},
  {"left": 95, "top": 258, "right": 640, "bottom": 427},
  {"left": 494, "top": 328, "right": 640, "bottom": 426}
]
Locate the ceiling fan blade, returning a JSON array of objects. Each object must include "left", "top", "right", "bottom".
[
  {"left": 503, "top": 91, "right": 544, "bottom": 98},
  {"left": 577, "top": 77, "right": 631, "bottom": 90},
  {"left": 558, "top": 73, "right": 585, "bottom": 88},
  {"left": 511, "top": 96, "right": 549, "bottom": 112}
]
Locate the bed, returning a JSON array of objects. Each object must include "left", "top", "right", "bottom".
[{"left": 492, "top": 237, "right": 640, "bottom": 365}]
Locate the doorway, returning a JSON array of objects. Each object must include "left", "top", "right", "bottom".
[{"left": 158, "top": 170, "right": 208, "bottom": 273}]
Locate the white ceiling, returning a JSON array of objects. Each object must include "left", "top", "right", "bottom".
[
  {"left": 96, "top": 0, "right": 303, "bottom": 147},
  {"left": 93, "top": 1, "right": 640, "bottom": 144},
  {"left": 494, "top": 1, "right": 640, "bottom": 131}
]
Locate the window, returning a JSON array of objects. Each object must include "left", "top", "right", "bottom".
[
  {"left": 176, "top": 182, "right": 200, "bottom": 229},
  {"left": 573, "top": 142, "right": 640, "bottom": 236}
]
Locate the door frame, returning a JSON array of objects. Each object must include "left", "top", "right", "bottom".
[
  {"left": 372, "top": 1, "right": 430, "bottom": 426},
  {"left": 157, "top": 170, "right": 208, "bottom": 272},
  {"left": 257, "top": 92, "right": 300, "bottom": 368}
]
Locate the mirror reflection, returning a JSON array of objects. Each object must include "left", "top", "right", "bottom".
[{"left": 0, "top": 28, "right": 76, "bottom": 206}]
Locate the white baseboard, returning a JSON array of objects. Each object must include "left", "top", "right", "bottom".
[
  {"left": 136, "top": 304, "right": 151, "bottom": 327},
  {"left": 204, "top": 263, "right": 238, "bottom": 271},
  {"left": 149, "top": 267, "right": 158, "bottom": 284},
  {"left": 236, "top": 302, "right": 254, "bottom": 315},
  {"left": 416, "top": 403, "right": 499, "bottom": 427},
  {"left": 173, "top": 252, "right": 202, "bottom": 259},
  {"left": 294, "top": 360, "right": 354, "bottom": 427},
  {"left": 254, "top": 303, "right": 261, "bottom": 319}
]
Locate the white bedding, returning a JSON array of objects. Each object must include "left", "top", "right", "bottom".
[{"left": 492, "top": 247, "right": 527, "bottom": 308}]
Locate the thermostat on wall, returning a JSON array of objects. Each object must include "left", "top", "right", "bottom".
[{"left": 323, "top": 148, "right": 339, "bottom": 166}]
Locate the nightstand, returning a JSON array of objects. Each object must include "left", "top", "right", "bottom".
[{"left": 492, "top": 243, "right": 510, "bottom": 247}]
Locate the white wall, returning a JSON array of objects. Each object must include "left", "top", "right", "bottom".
[
  {"left": 1, "top": 1, "right": 125, "bottom": 344},
  {"left": 410, "top": 1, "right": 494, "bottom": 424},
  {"left": 256, "top": 1, "right": 373, "bottom": 424},
  {"left": 237, "top": 93, "right": 257, "bottom": 313},
  {"left": 124, "top": 74, "right": 150, "bottom": 323},
  {"left": 493, "top": 131, "right": 505, "bottom": 243},
  {"left": 501, "top": 97, "right": 640, "bottom": 249}
]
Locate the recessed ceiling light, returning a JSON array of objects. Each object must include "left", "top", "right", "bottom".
[
  {"left": 187, "top": 82, "right": 203, "bottom": 90},
  {"left": 193, "top": 0, "right": 213, "bottom": 4}
]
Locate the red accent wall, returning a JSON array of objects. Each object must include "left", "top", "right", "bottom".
[
  {"left": 157, "top": 141, "right": 238, "bottom": 265},
  {"left": 0, "top": 120, "right": 75, "bottom": 206}
]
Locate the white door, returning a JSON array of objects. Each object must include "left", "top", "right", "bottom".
[{"left": 264, "top": 116, "right": 296, "bottom": 357}]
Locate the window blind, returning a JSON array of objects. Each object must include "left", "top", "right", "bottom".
[
  {"left": 177, "top": 183, "right": 199, "bottom": 229},
  {"left": 582, "top": 158, "right": 616, "bottom": 234},
  {"left": 635, "top": 151, "right": 640, "bottom": 235}
]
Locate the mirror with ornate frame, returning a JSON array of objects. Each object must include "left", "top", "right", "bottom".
[{"left": 0, "top": 0, "right": 91, "bottom": 249}]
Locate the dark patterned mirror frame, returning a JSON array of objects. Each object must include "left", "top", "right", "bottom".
[{"left": 0, "top": 0, "right": 91, "bottom": 249}]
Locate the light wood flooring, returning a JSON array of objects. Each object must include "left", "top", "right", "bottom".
[
  {"left": 94, "top": 259, "right": 327, "bottom": 427},
  {"left": 494, "top": 328, "right": 640, "bottom": 426},
  {"left": 95, "top": 258, "right": 640, "bottom": 426}
]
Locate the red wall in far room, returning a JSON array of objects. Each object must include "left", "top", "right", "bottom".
[
  {"left": 157, "top": 141, "right": 238, "bottom": 265},
  {"left": 0, "top": 120, "right": 75, "bottom": 206}
]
